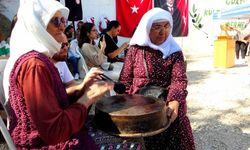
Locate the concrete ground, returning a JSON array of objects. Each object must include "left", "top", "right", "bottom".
[{"left": 186, "top": 53, "right": 250, "bottom": 150}]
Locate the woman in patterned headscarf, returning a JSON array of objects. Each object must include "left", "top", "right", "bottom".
[
  {"left": 3, "top": 0, "right": 113, "bottom": 149},
  {"left": 119, "top": 8, "right": 195, "bottom": 149}
]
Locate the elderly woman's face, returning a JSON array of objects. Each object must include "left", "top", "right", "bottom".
[
  {"left": 47, "top": 11, "right": 66, "bottom": 43},
  {"left": 149, "top": 21, "right": 170, "bottom": 45}
]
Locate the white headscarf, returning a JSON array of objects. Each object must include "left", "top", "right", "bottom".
[
  {"left": 130, "top": 7, "right": 181, "bottom": 59},
  {"left": 3, "top": 0, "right": 69, "bottom": 102}
]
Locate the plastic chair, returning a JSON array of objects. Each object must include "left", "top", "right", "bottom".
[
  {"left": 0, "top": 116, "right": 16, "bottom": 150},
  {"left": 0, "top": 59, "right": 16, "bottom": 149}
]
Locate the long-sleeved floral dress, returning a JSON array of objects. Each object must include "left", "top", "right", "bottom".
[{"left": 119, "top": 45, "right": 195, "bottom": 150}]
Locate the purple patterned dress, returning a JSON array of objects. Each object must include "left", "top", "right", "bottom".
[{"left": 119, "top": 45, "right": 195, "bottom": 150}]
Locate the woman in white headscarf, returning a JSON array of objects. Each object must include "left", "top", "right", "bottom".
[
  {"left": 119, "top": 8, "right": 195, "bottom": 149},
  {"left": 3, "top": 0, "right": 113, "bottom": 149}
]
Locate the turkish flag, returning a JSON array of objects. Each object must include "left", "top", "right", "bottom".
[
  {"left": 116, "top": 0, "right": 153, "bottom": 37},
  {"left": 176, "top": 0, "right": 188, "bottom": 36}
]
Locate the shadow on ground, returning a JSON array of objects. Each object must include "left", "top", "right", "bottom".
[
  {"left": 189, "top": 99, "right": 250, "bottom": 150},
  {"left": 187, "top": 70, "right": 211, "bottom": 85}
]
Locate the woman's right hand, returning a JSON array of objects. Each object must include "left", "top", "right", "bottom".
[
  {"left": 80, "top": 67, "right": 103, "bottom": 91},
  {"left": 77, "top": 81, "right": 114, "bottom": 108},
  {"left": 165, "top": 100, "right": 179, "bottom": 123}
]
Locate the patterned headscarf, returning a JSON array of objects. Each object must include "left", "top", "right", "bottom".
[
  {"left": 3, "top": 0, "right": 69, "bottom": 102},
  {"left": 130, "top": 7, "right": 181, "bottom": 59}
]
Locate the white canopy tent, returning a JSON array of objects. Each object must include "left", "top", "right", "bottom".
[{"left": 213, "top": 3, "right": 250, "bottom": 20}]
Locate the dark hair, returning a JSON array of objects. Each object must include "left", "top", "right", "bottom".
[
  {"left": 77, "top": 21, "right": 84, "bottom": 25},
  {"left": 64, "top": 25, "right": 74, "bottom": 33},
  {"left": 8, "top": 14, "right": 18, "bottom": 39},
  {"left": 77, "top": 20, "right": 84, "bottom": 30},
  {"left": 106, "top": 20, "right": 120, "bottom": 31},
  {"left": 78, "top": 22, "right": 95, "bottom": 48}
]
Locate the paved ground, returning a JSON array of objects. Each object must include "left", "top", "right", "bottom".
[{"left": 186, "top": 53, "right": 250, "bottom": 150}]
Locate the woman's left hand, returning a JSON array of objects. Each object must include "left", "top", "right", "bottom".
[
  {"left": 73, "top": 68, "right": 107, "bottom": 98},
  {"left": 100, "top": 37, "right": 106, "bottom": 53},
  {"left": 166, "top": 100, "right": 179, "bottom": 123}
]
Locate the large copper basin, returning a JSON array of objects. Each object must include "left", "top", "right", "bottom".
[{"left": 94, "top": 94, "right": 170, "bottom": 137}]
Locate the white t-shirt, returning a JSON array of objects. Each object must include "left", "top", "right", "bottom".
[{"left": 55, "top": 61, "right": 74, "bottom": 84}]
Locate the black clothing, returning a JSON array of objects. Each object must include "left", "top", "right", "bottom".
[{"left": 100, "top": 33, "right": 120, "bottom": 63}]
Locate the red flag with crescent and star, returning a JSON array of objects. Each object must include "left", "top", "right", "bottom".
[{"left": 116, "top": 0, "right": 153, "bottom": 37}]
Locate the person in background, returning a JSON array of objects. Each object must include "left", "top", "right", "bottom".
[
  {"left": 67, "top": 28, "right": 81, "bottom": 80},
  {"left": 3, "top": 0, "right": 113, "bottom": 149},
  {"left": 52, "top": 33, "right": 81, "bottom": 96},
  {"left": 0, "top": 14, "right": 18, "bottom": 59},
  {"left": 78, "top": 22, "right": 112, "bottom": 70},
  {"left": 68, "top": 28, "right": 89, "bottom": 79},
  {"left": 0, "top": 31, "right": 9, "bottom": 120},
  {"left": 230, "top": 20, "right": 250, "bottom": 64},
  {"left": 99, "top": 21, "right": 118, "bottom": 45},
  {"left": 53, "top": 34, "right": 95, "bottom": 99},
  {"left": 65, "top": 24, "right": 81, "bottom": 80},
  {"left": 68, "top": 51, "right": 81, "bottom": 79},
  {"left": 6, "top": 14, "right": 18, "bottom": 44},
  {"left": 64, "top": 24, "right": 75, "bottom": 42},
  {"left": 119, "top": 8, "right": 195, "bottom": 149},
  {"left": 54, "top": 42, "right": 74, "bottom": 83},
  {"left": 0, "top": 32, "right": 10, "bottom": 59},
  {"left": 235, "top": 40, "right": 248, "bottom": 64},
  {"left": 77, "top": 20, "right": 84, "bottom": 32},
  {"left": 99, "top": 20, "right": 129, "bottom": 63}
]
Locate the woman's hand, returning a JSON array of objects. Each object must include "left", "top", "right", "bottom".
[
  {"left": 65, "top": 68, "right": 103, "bottom": 98},
  {"left": 78, "top": 81, "right": 114, "bottom": 108},
  {"left": 100, "top": 37, "right": 106, "bottom": 53},
  {"left": 166, "top": 100, "right": 179, "bottom": 123},
  {"left": 121, "top": 42, "right": 129, "bottom": 50},
  {"left": 81, "top": 67, "right": 103, "bottom": 91}
]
